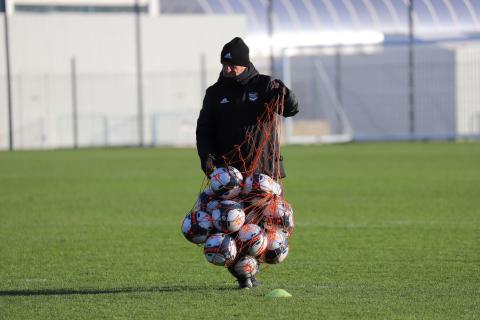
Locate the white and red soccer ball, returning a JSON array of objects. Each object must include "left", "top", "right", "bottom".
[
  {"left": 193, "top": 187, "right": 215, "bottom": 212},
  {"left": 262, "top": 196, "right": 295, "bottom": 236},
  {"left": 206, "top": 199, "right": 221, "bottom": 213},
  {"left": 262, "top": 229, "right": 289, "bottom": 264},
  {"left": 236, "top": 224, "right": 268, "bottom": 257},
  {"left": 211, "top": 200, "right": 245, "bottom": 233},
  {"left": 209, "top": 166, "right": 243, "bottom": 199},
  {"left": 232, "top": 255, "right": 259, "bottom": 278},
  {"left": 241, "top": 173, "right": 282, "bottom": 200},
  {"left": 204, "top": 233, "right": 237, "bottom": 266},
  {"left": 181, "top": 210, "right": 213, "bottom": 244}
]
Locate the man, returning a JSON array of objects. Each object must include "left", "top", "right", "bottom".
[
  {"left": 197, "top": 37, "right": 299, "bottom": 178},
  {"left": 196, "top": 37, "right": 299, "bottom": 288}
]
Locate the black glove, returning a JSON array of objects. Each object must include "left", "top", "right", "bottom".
[
  {"left": 203, "top": 154, "right": 216, "bottom": 176},
  {"left": 270, "top": 79, "right": 287, "bottom": 98}
]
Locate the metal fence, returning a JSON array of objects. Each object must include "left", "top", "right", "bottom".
[
  {"left": 2, "top": 41, "right": 480, "bottom": 150},
  {"left": 280, "top": 40, "right": 480, "bottom": 143},
  {"left": 0, "top": 70, "right": 206, "bottom": 149}
]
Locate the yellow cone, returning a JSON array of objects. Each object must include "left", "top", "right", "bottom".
[{"left": 265, "top": 289, "right": 292, "bottom": 298}]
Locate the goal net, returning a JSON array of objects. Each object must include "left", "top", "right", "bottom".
[{"left": 277, "top": 50, "right": 353, "bottom": 145}]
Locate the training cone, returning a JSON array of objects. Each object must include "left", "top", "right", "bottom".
[{"left": 265, "top": 289, "right": 292, "bottom": 298}]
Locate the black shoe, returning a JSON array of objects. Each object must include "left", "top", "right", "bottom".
[
  {"left": 238, "top": 278, "right": 253, "bottom": 289},
  {"left": 251, "top": 276, "right": 261, "bottom": 288}
]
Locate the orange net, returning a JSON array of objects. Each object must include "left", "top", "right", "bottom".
[
  {"left": 214, "top": 94, "right": 285, "bottom": 179},
  {"left": 182, "top": 94, "right": 293, "bottom": 278}
]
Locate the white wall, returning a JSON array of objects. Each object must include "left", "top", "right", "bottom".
[
  {"left": 0, "top": 14, "right": 246, "bottom": 149},
  {"left": 456, "top": 43, "right": 480, "bottom": 136}
]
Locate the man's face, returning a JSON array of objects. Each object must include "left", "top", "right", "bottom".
[{"left": 222, "top": 63, "right": 247, "bottom": 78}]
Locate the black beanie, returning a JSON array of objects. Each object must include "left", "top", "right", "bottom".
[{"left": 221, "top": 37, "right": 250, "bottom": 67}]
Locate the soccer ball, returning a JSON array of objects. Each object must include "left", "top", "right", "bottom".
[
  {"left": 242, "top": 173, "right": 282, "bottom": 198},
  {"left": 181, "top": 210, "right": 213, "bottom": 244},
  {"left": 236, "top": 224, "right": 268, "bottom": 257},
  {"left": 233, "top": 255, "right": 259, "bottom": 278},
  {"left": 193, "top": 187, "right": 215, "bottom": 212},
  {"left": 211, "top": 200, "right": 245, "bottom": 233},
  {"left": 263, "top": 229, "right": 289, "bottom": 264},
  {"left": 204, "top": 233, "right": 237, "bottom": 266},
  {"left": 262, "top": 196, "right": 294, "bottom": 235},
  {"left": 206, "top": 199, "right": 221, "bottom": 213},
  {"left": 209, "top": 166, "right": 243, "bottom": 199}
]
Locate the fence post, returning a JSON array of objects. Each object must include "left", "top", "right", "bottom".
[
  {"left": 150, "top": 113, "right": 157, "bottom": 146},
  {"left": 3, "top": 2, "right": 14, "bottom": 150},
  {"left": 408, "top": 0, "right": 416, "bottom": 139},
  {"left": 334, "top": 47, "right": 343, "bottom": 134},
  {"left": 71, "top": 57, "right": 79, "bottom": 148},
  {"left": 134, "top": 0, "right": 144, "bottom": 147},
  {"left": 103, "top": 116, "right": 109, "bottom": 146},
  {"left": 200, "top": 52, "right": 206, "bottom": 97}
]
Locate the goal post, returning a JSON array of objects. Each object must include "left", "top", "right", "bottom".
[{"left": 279, "top": 49, "right": 354, "bottom": 145}]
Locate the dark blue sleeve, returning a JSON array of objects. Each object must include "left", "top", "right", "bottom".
[{"left": 196, "top": 90, "right": 216, "bottom": 172}]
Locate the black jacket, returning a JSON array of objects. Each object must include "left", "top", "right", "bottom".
[{"left": 196, "top": 63, "right": 299, "bottom": 178}]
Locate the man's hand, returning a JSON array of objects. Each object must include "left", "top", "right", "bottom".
[
  {"left": 204, "top": 154, "right": 216, "bottom": 176},
  {"left": 271, "top": 79, "right": 287, "bottom": 97}
]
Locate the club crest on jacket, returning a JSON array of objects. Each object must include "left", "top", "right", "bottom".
[{"left": 248, "top": 92, "right": 258, "bottom": 102}]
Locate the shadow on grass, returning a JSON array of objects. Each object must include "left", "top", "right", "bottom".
[{"left": 0, "top": 285, "right": 236, "bottom": 297}]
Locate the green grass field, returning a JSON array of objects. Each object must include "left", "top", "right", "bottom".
[{"left": 1, "top": 143, "right": 479, "bottom": 319}]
